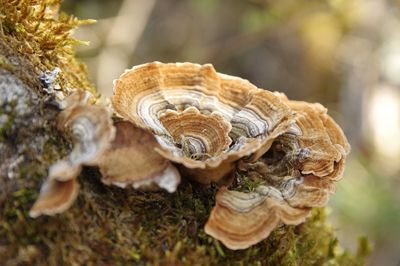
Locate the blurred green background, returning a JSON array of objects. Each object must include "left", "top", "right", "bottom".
[{"left": 61, "top": 0, "right": 400, "bottom": 265}]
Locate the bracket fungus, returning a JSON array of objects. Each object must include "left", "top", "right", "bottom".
[
  {"left": 29, "top": 162, "right": 81, "bottom": 218},
  {"left": 30, "top": 62, "right": 349, "bottom": 252},
  {"left": 205, "top": 96, "right": 350, "bottom": 249},
  {"left": 30, "top": 91, "right": 115, "bottom": 217},
  {"left": 112, "top": 62, "right": 295, "bottom": 184},
  {"left": 98, "top": 121, "right": 181, "bottom": 192},
  {"left": 204, "top": 186, "right": 310, "bottom": 250}
]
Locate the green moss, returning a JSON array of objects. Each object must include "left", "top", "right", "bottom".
[
  {"left": 0, "top": 167, "right": 371, "bottom": 265},
  {"left": 0, "top": 99, "right": 16, "bottom": 142},
  {"left": 0, "top": 54, "right": 14, "bottom": 72},
  {"left": 235, "top": 172, "right": 266, "bottom": 192},
  {"left": 0, "top": 0, "right": 95, "bottom": 95}
]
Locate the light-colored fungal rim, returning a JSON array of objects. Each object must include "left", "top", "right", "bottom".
[
  {"left": 30, "top": 90, "right": 116, "bottom": 218},
  {"left": 204, "top": 186, "right": 311, "bottom": 250},
  {"left": 112, "top": 62, "right": 296, "bottom": 169}
]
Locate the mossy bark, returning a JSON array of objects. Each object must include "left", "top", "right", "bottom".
[{"left": 0, "top": 1, "right": 369, "bottom": 265}]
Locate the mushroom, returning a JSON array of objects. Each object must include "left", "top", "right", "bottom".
[
  {"left": 112, "top": 62, "right": 295, "bottom": 184},
  {"left": 57, "top": 104, "right": 115, "bottom": 167},
  {"left": 238, "top": 98, "right": 350, "bottom": 206},
  {"left": 205, "top": 97, "right": 350, "bottom": 249},
  {"left": 30, "top": 63, "right": 350, "bottom": 251},
  {"left": 98, "top": 121, "right": 181, "bottom": 192},
  {"left": 204, "top": 186, "right": 310, "bottom": 250},
  {"left": 30, "top": 91, "right": 115, "bottom": 217},
  {"left": 29, "top": 162, "right": 81, "bottom": 218}
]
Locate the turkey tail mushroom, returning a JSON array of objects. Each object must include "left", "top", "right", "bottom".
[
  {"left": 204, "top": 186, "right": 310, "bottom": 250},
  {"left": 112, "top": 62, "right": 295, "bottom": 184},
  {"left": 30, "top": 91, "right": 115, "bottom": 217},
  {"left": 29, "top": 162, "right": 81, "bottom": 218},
  {"left": 238, "top": 99, "right": 350, "bottom": 208},
  {"left": 207, "top": 96, "right": 350, "bottom": 249},
  {"left": 98, "top": 121, "right": 181, "bottom": 192}
]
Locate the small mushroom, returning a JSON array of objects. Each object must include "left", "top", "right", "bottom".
[
  {"left": 204, "top": 186, "right": 310, "bottom": 250},
  {"left": 57, "top": 104, "right": 115, "bottom": 166},
  {"left": 29, "top": 162, "right": 80, "bottom": 218},
  {"left": 112, "top": 62, "right": 295, "bottom": 183},
  {"left": 98, "top": 121, "right": 181, "bottom": 192},
  {"left": 30, "top": 91, "right": 115, "bottom": 217}
]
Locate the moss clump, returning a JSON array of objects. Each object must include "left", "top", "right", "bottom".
[
  {"left": 0, "top": 0, "right": 95, "bottom": 94},
  {"left": 0, "top": 168, "right": 370, "bottom": 265},
  {"left": 0, "top": 54, "right": 15, "bottom": 72}
]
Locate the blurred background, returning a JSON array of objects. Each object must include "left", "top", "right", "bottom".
[{"left": 61, "top": 0, "right": 400, "bottom": 265}]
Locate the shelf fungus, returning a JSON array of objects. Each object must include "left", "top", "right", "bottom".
[
  {"left": 98, "top": 121, "right": 181, "bottom": 192},
  {"left": 206, "top": 97, "right": 350, "bottom": 249},
  {"left": 112, "top": 62, "right": 295, "bottom": 184},
  {"left": 30, "top": 62, "right": 350, "bottom": 251},
  {"left": 29, "top": 162, "right": 81, "bottom": 218},
  {"left": 204, "top": 186, "right": 310, "bottom": 250},
  {"left": 29, "top": 91, "right": 115, "bottom": 217}
]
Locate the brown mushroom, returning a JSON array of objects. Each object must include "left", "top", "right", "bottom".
[
  {"left": 112, "top": 62, "right": 295, "bottom": 184},
  {"left": 30, "top": 91, "right": 115, "bottom": 217},
  {"left": 204, "top": 186, "right": 310, "bottom": 250},
  {"left": 57, "top": 104, "right": 115, "bottom": 167},
  {"left": 238, "top": 99, "right": 350, "bottom": 207},
  {"left": 98, "top": 121, "right": 181, "bottom": 192},
  {"left": 29, "top": 162, "right": 81, "bottom": 218},
  {"left": 206, "top": 96, "right": 349, "bottom": 249}
]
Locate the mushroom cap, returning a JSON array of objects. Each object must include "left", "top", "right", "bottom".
[
  {"left": 58, "top": 104, "right": 115, "bottom": 166},
  {"left": 30, "top": 91, "right": 116, "bottom": 218},
  {"left": 285, "top": 101, "right": 350, "bottom": 179},
  {"left": 239, "top": 99, "right": 350, "bottom": 208},
  {"left": 29, "top": 162, "right": 81, "bottom": 218},
  {"left": 98, "top": 121, "right": 181, "bottom": 192},
  {"left": 112, "top": 62, "right": 294, "bottom": 183},
  {"left": 204, "top": 186, "right": 310, "bottom": 250},
  {"left": 206, "top": 97, "right": 350, "bottom": 249}
]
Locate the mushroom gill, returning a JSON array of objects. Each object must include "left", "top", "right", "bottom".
[
  {"left": 205, "top": 98, "right": 350, "bottom": 249},
  {"left": 112, "top": 62, "right": 295, "bottom": 183},
  {"left": 98, "top": 121, "right": 181, "bottom": 192}
]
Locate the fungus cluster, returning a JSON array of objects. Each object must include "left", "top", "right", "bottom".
[
  {"left": 29, "top": 90, "right": 115, "bottom": 217},
  {"left": 30, "top": 62, "right": 350, "bottom": 250}
]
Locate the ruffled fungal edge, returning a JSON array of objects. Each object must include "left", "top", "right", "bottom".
[
  {"left": 111, "top": 62, "right": 296, "bottom": 184},
  {"left": 98, "top": 121, "right": 181, "bottom": 193},
  {"left": 205, "top": 95, "right": 350, "bottom": 249},
  {"left": 29, "top": 91, "right": 115, "bottom": 217}
]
